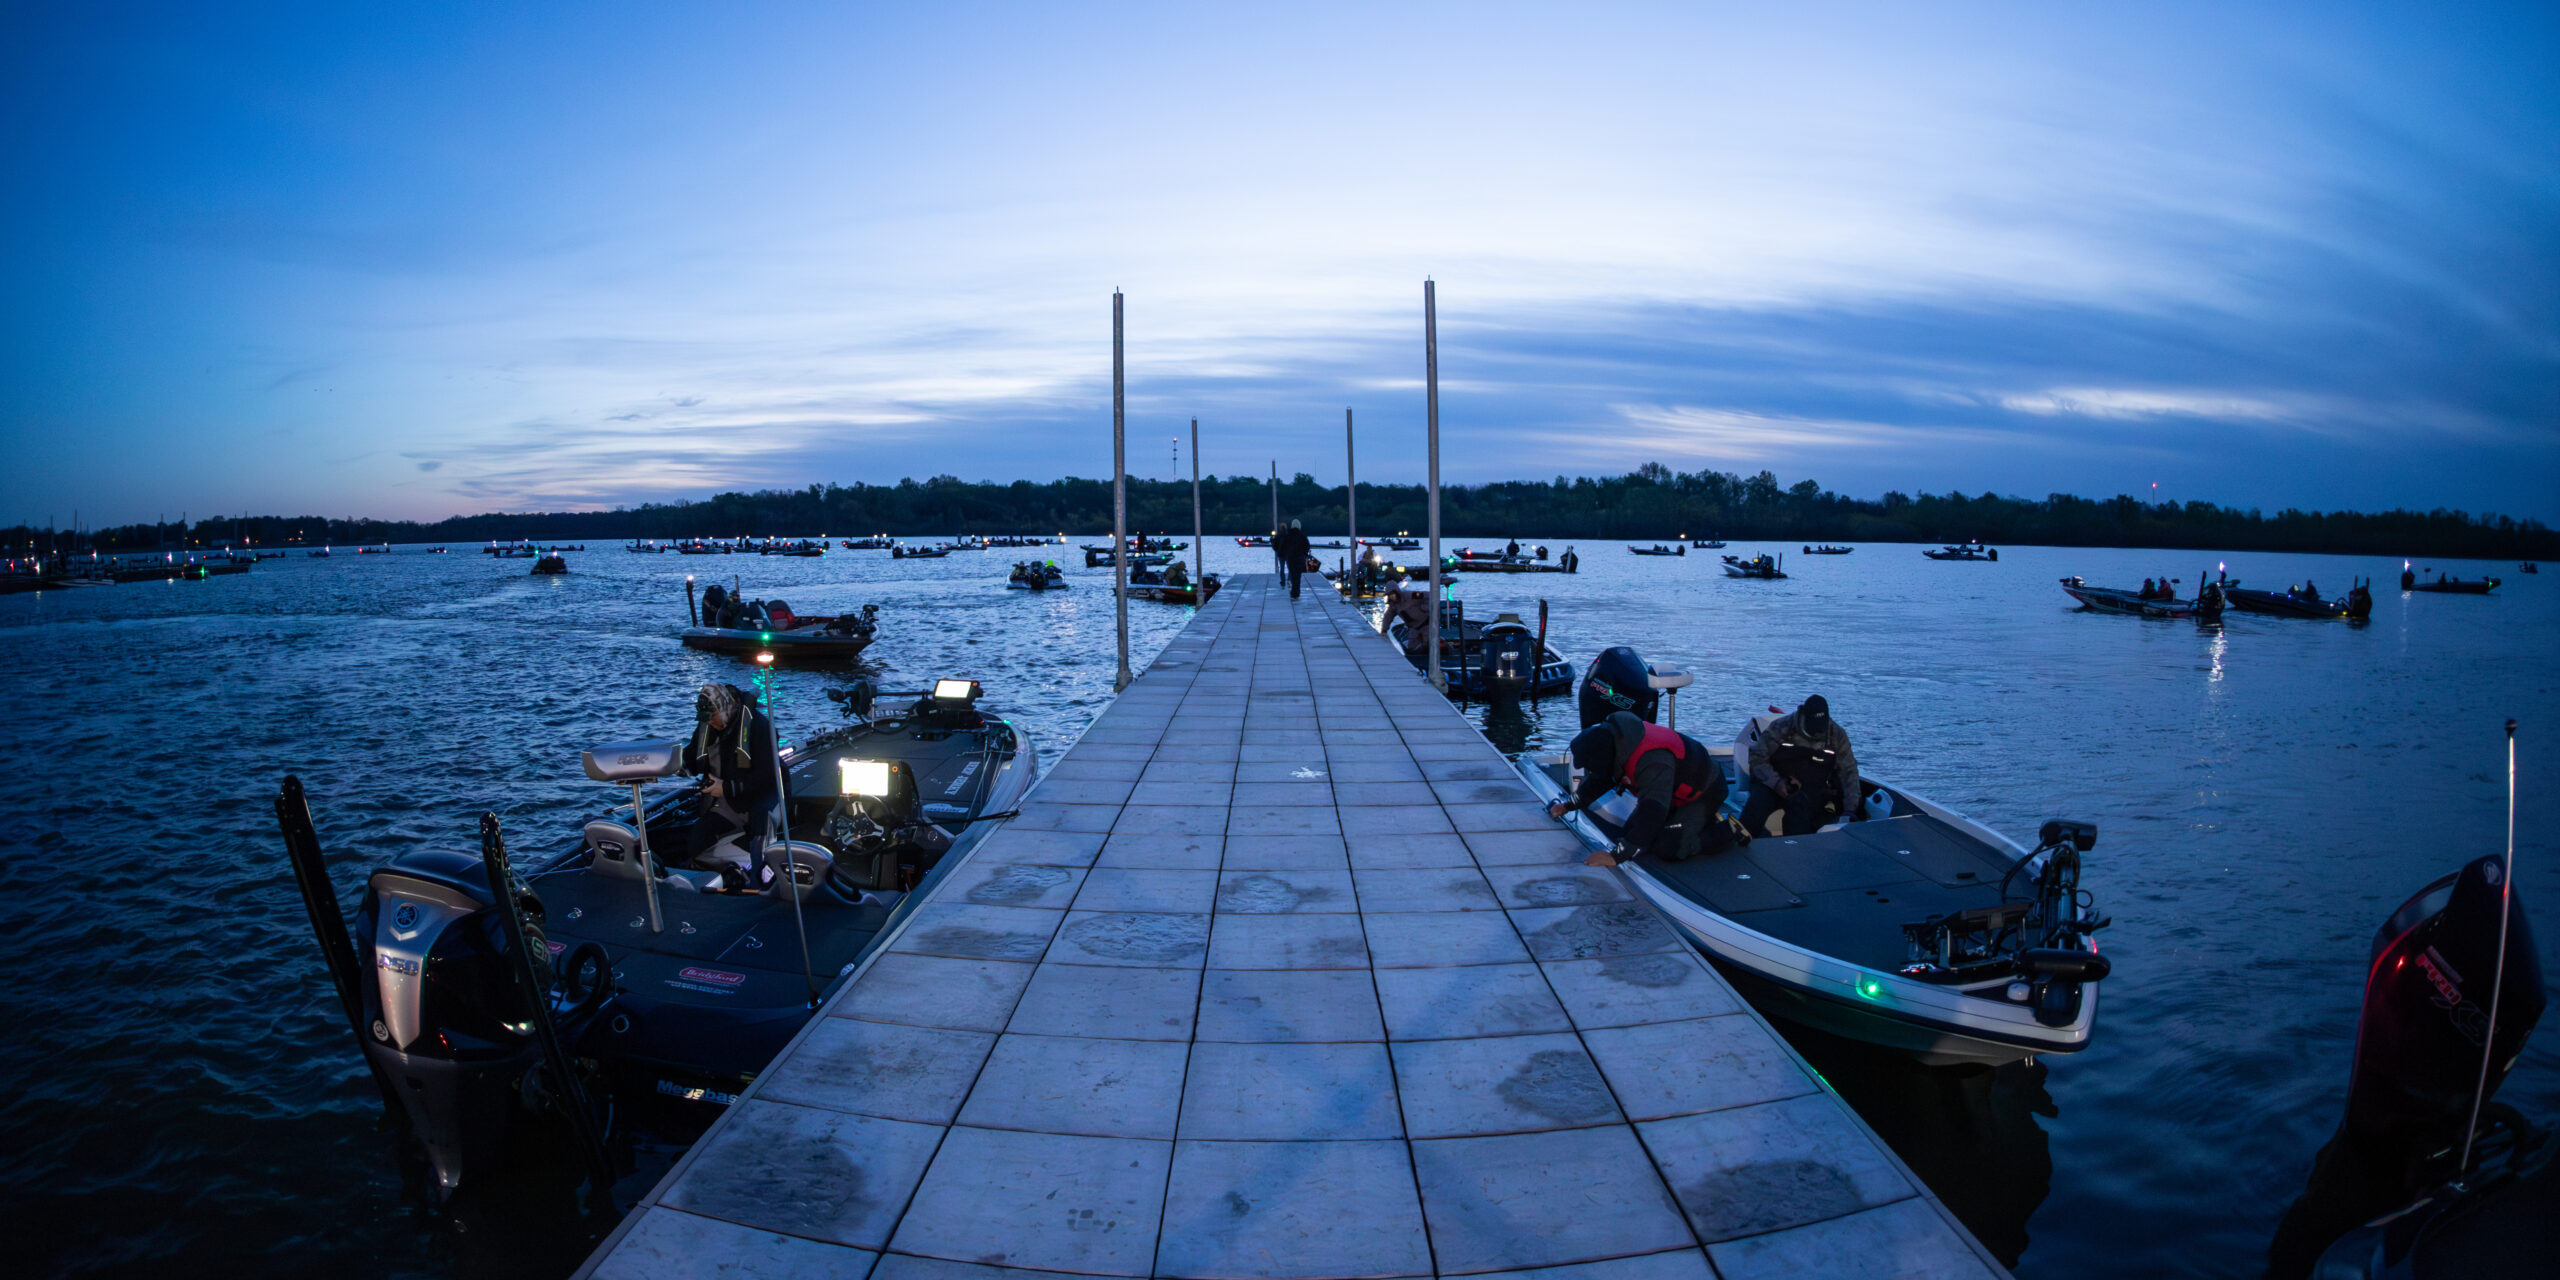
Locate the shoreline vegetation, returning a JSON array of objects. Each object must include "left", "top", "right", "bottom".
[{"left": 15, "top": 464, "right": 2552, "bottom": 558}]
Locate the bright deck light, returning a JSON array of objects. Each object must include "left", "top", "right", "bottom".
[
  {"left": 839, "top": 759, "right": 890, "bottom": 796},
  {"left": 934, "top": 678, "right": 974, "bottom": 700}
]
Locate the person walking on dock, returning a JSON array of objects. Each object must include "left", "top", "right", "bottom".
[{"left": 1274, "top": 519, "right": 1311, "bottom": 599}]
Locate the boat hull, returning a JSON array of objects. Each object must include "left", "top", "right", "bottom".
[
  {"left": 1511, "top": 753, "right": 2098, "bottom": 1068},
  {"left": 2062, "top": 581, "right": 2195, "bottom": 618},
  {"left": 681, "top": 626, "right": 875, "bottom": 659}
]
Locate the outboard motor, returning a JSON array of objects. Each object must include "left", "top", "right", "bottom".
[
  {"left": 1479, "top": 614, "right": 1537, "bottom": 706},
  {"left": 352, "top": 848, "right": 545, "bottom": 1196},
  {"left": 2344, "top": 855, "right": 2542, "bottom": 1165},
  {"left": 1579, "top": 646, "right": 1659, "bottom": 728},
  {"left": 2268, "top": 855, "right": 2544, "bottom": 1277}
]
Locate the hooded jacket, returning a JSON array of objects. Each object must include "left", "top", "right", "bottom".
[
  {"left": 1747, "top": 709, "right": 1860, "bottom": 809},
  {"left": 683, "top": 686, "right": 782, "bottom": 836},
  {"left": 1572, "top": 711, "right": 1724, "bottom": 852}
]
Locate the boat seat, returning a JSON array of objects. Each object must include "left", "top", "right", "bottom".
[
  {"left": 583, "top": 819, "right": 669, "bottom": 880},
  {"left": 764, "top": 840, "right": 836, "bottom": 896}
]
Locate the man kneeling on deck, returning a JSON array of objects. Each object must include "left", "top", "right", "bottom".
[
  {"left": 1742, "top": 694, "right": 1864, "bottom": 836},
  {"left": 1549, "top": 711, "right": 1734, "bottom": 868}
]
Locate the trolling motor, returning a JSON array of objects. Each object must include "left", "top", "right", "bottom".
[{"left": 1900, "top": 819, "right": 2111, "bottom": 1025}]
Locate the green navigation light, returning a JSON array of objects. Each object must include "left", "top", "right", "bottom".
[{"left": 1856, "top": 976, "right": 1884, "bottom": 1000}]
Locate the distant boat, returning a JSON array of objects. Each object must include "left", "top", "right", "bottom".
[
  {"left": 1923, "top": 542, "right": 1997, "bottom": 561},
  {"left": 1801, "top": 545, "right": 1853, "bottom": 555},
  {"left": 1721, "top": 553, "right": 1786, "bottom": 579},
  {"left": 2401, "top": 565, "right": 2500, "bottom": 595}
]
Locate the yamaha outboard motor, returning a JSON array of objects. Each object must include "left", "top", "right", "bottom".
[
  {"left": 2268, "top": 854, "right": 2545, "bottom": 1276},
  {"left": 352, "top": 848, "right": 547, "bottom": 1196},
  {"left": 1579, "top": 646, "right": 1659, "bottom": 728}
]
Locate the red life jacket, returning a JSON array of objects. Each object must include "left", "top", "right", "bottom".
[{"left": 1619, "top": 722, "right": 1708, "bottom": 806}]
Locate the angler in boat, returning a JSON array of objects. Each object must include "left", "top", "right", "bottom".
[
  {"left": 1547, "top": 711, "right": 1738, "bottom": 868},
  {"left": 276, "top": 675, "right": 1036, "bottom": 1197},
  {"left": 1125, "top": 558, "right": 1221, "bottom": 605},
  {"left": 1380, "top": 593, "right": 1575, "bottom": 702},
  {"left": 2223, "top": 574, "right": 2375, "bottom": 620},
  {"left": 676, "top": 683, "right": 780, "bottom": 882},
  {"left": 530, "top": 550, "right": 568, "bottom": 575},
  {"left": 1721, "top": 553, "right": 1786, "bottom": 579},
  {"left": 1924, "top": 541, "right": 1998, "bottom": 561},
  {"left": 1006, "top": 560, "right": 1068, "bottom": 591},
  {"left": 1514, "top": 646, "right": 2111, "bottom": 1067},
  {"left": 2401, "top": 562, "right": 2502, "bottom": 595},
  {"left": 1628, "top": 543, "right": 1685, "bottom": 556},
  {"left": 2059, "top": 575, "right": 2211, "bottom": 620},
  {"left": 1742, "top": 695, "right": 1864, "bottom": 837},
  {"left": 684, "top": 583, "right": 879, "bottom": 659}
]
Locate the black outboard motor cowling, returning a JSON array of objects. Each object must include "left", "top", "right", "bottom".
[
  {"left": 2267, "top": 855, "right": 2543, "bottom": 1277},
  {"left": 1482, "top": 622, "right": 1535, "bottom": 705},
  {"left": 2345, "top": 854, "right": 2542, "bottom": 1159},
  {"left": 1579, "top": 646, "right": 1659, "bottom": 728},
  {"left": 353, "top": 847, "right": 544, "bottom": 1197}
]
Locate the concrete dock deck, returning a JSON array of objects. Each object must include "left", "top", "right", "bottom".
[{"left": 579, "top": 575, "right": 2005, "bottom": 1279}]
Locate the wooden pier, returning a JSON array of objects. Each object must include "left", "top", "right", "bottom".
[{"left": 577, "top": 575, "right": 2005, "bottom": 1279}]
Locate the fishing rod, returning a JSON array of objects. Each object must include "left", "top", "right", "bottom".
[
  {"left": 758, "top": 652, "right": 821, "bottom": 1009},
  {"left": 2456, "top": 718, "right": 2520, "bottom": 1180}
]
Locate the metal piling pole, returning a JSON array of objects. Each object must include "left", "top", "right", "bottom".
[
  {"left": 1113, "top": 292, "right": 1132, "bottom": 691},
  {"left": 1424, "top": 279, "right": 1443, "bottom": 692},
  {"left": 1191, "top": 417, "right": 1204, "bottom": 594}
]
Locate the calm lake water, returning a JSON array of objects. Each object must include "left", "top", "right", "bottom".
[{"left": 1, "top": 536, "right": 2550, "bottom": 1277}]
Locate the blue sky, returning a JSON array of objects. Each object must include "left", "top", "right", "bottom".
[{"left": 4, "top": 3, "right": 2554, "bottom": 525}]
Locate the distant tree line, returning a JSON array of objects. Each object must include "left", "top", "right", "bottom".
[{"left": 13, "top": 464, "right": 2552, "bottom": 558}]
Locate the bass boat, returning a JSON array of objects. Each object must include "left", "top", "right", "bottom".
[
  {"left": 2059, "top": 577, "right": 2198, "bottom": 619},
  {"left": 2225, "top": 578, "right": 2373, "bottom": 620},
  {"left": 274, "top": 677, "right": 1035, "bottom": 1198},
  {"left": 1512, "top": 651, "right": 2109, "bottom": 1067},
  {"left": 1722, "top": 553, "right": 1786, "bottom": 579},
  {"left": 1085, "top": 547, "right": 1175, "bottom": 568},
  {"left": 2402, "top": 565, "right": 2501, "bottom": 595},
  {"left": 1923, "top": 542, "right": 1998, "bottom": 561},
  {"left": 1628, "top": 544, "right": 1686, "bottom": 556},
  {"left": 683, "top": 585, "right": 879, "bottom": 660},
  {"left": 1006, "top": 561, "right": 1069, "bottom": 591},
  {"left": 1124, "top": 564, "right": 1220, "bottom": 605},
  {"left": 1384, "top": 604, "right": 1575, "bottom": 704},
  {"left": 1802, "top": 545, "right": 1854, "bottom": 555}
]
